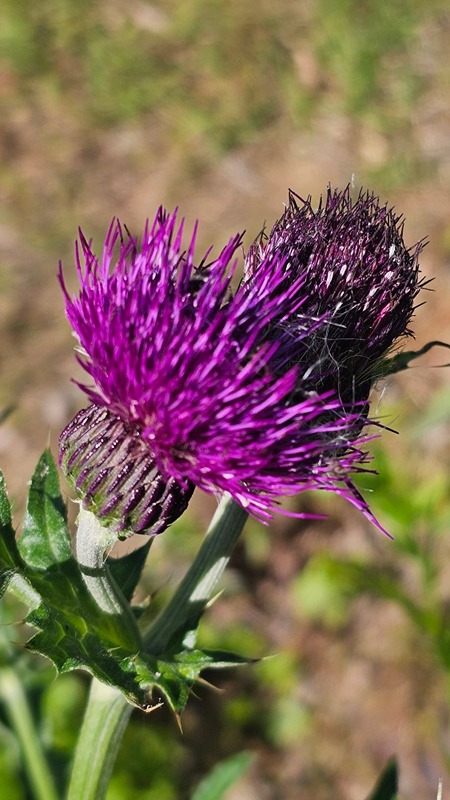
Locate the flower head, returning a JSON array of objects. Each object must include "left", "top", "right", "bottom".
[
  {"left": 245, "top": 186, "right": 424, "bottom": 407},
  {"left": 59, "top": 207, "right": 378, "bottom": 535},
  {"left": 59, "top": 404, "right": 195, "bottom": 537}
]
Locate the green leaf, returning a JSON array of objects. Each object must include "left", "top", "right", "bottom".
[
  {"left": 107, "top": 539, "right": 152, "bottom": 602},
  {"left": 0, "top": 473, "right": 13, "bottom": 530},
  {"left": 375, "top": 340, "right": 450, "bottom": 379},
  {"left": 0, "top": 454, "right": 147, "bottom": 706},
  {"left": 128, "top": 648, "right": 257, "bottom": 715},
  {"left": 0, "top": 453, "right": 253, "bottom": 715},
  {"left": 19, "top": 450, "right": 71, "bottom": 569},
  {"left": 0, "top": 472, "right": 25, "bottom": 596},
  {"left": 191, "top": 751, "right": 254, "bottom": 800},
  {"left": 366, "top": 758, "right": 398, "bottom": 800}
]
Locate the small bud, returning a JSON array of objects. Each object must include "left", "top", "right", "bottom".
[
  {"left": 59, "top": 404, "right": 194, "bottom": 538},
  {"left": 245, "top": 186, "right": 425, "bottom": 405}
]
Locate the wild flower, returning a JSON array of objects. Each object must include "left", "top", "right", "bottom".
[
  {"left": 244, "top": 186, "right": 424, "bottom": 409},
  {"left": 59, "top": 206, "right": 381, "bottom": 535}
]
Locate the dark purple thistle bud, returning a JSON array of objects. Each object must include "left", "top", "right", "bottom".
[
  {"left": 244, "top": 186, "right": 425, "bottom": 409},
  {"left": 59, "top": 206, "right": 394, "bottom": 534},
  {"left": 59, "top": 404, "right": 194, "bottom": 538}
]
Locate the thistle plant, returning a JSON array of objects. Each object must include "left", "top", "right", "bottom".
[
  {"left": 244, "top": 186, "right": 425, "bottom": 407},
  {"left": 0, "top": 186, "right": 445, "bottom": 800},
  {"left": 58, "top": 207, "right": 379, "bottom": 528}
]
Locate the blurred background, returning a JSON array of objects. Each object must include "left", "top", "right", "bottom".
[{"left": 1, "top": 0, "right": 450, "bottom": 797}]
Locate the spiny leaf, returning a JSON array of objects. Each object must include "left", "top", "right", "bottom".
[
  {"left": 0, "top": 472, "right": 24, "bottom": 596},
  {"left": 128, "top": 648, "right": 257, "bottom": 714},
  {"left": 19, "top": 450, "right": 71, "bottom": 569},
  {"left": 0, "top": 454, "right": 147, "bottom": 706},
  {"left": 0, "top": 452, "right": 253, "bottom": 714}
]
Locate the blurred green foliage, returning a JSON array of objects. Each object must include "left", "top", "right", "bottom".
[
  {"left": 0, "top": 0, "right": 299, "bottom": 144},
  {"left": 313, "top": 0, "right": 426, "bottom": 119},
  {"left": 295, "top": 399, "right": 450, "bottom": 670},
  {"left": 190, "top": 751, "right": 254, "bottom": 800},
  {"left": 1, "top": 0, "right": 447, "bottom": 165}
]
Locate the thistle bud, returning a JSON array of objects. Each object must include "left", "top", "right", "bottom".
[{"left": 60, "top": 404, "right": 194, "bottom": 538}]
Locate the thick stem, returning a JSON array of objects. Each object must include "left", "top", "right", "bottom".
[
  {"left": 144, "top": 495, "right": 248, "bottom": 654},
  {"left": 76, "top": 507, "right": 142, "bottom": 651},
  {"left": 66, "top": 496, "right": 248, "bottom": 800},
  {"left": 65, "top": 679, "right": 132, "bottom": 800},
  {"left": 0, "top": 667, "right": 60, "bottom": 800}
]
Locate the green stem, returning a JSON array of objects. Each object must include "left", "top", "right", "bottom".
[
  {"left": 65, "top": 679, "right": 132, "bottom": 800},
  {"left": 66, "top": 495, "right": 248, "bottom": 800},
  {"left": 145, "top": 494, "right": 248, "bottom": 654},
  {"left": 76, "top": 507, "right": 142, "bottom": 652},
  {"left": 0, "top": 667, "right": 60, "bottom": 800}
]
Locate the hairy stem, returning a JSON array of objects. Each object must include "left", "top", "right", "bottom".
[
  {"left": 76, "top": 507, "right": 141, "bottom": 651},
  {"left": 144, "top": 495, "right": 248, "bottom": 654},
  {"left": 66, "top": 496, "right": 248, "bottom": 800},
  {"left": 65, "top": 679, "right": 132, "bottom": 800}
]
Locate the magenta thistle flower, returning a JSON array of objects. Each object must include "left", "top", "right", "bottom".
[
  {"left": 59, "top": 206, "right": 381, "bottom": 535},
  {"left": 245, "top": 186, "right": 424, "bottom": 408}
]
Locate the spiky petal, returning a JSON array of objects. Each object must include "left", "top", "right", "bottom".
[
  {"left": 245, "top": 186, "right": 425, "bottom": 406},
  {"left": 59, "top": 207, "right": 386, "bottom": 532}
]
